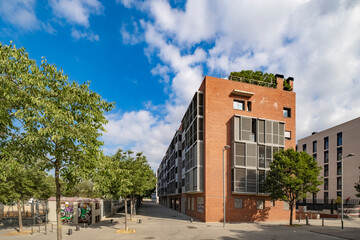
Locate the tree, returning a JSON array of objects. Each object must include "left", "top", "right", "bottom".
[
  {"left": 63, "top": 179, "right": 101, "bottom": 198},
  {"left": 355, "top": 166, "right": 360, "bottom": 198},
  {"left": 122, "top": 152, "right": 156, "bottom": 219},
  {"left": 1, "top": 42, "right": 113, "bottom": 240},
  {"left": 0, "top": 158, "right": 53, "bottom": 232},
  {"left": 265, "top": 148, "right": 323, "bottom": 225},
  {"left": 94, "top": 150, "right": 132, "bottom": 231}
]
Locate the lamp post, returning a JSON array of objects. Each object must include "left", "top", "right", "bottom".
[
  {"left": 341, "top": 153, "right": 355, "bottom": 230},
  {"left": 223, "top": 145, "right": 230, "bottom": 228}
]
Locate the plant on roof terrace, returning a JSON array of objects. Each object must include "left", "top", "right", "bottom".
[{"left": 229, "top": 70, "right": 277, "bottom": 88}]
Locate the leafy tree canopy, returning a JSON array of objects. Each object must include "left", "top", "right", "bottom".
[
  {"left": 265, "top": 148, "right": 322, "bottom": 225},
  {"left": 1, "top": 42, "right": 114, "bottom": 240},
  {"left": 229, "top": 70, "right": 292, "bottom": 91}
]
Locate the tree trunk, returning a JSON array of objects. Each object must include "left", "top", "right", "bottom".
[
  {"left": 130, "top": 196, "right": 133, "bottom": 220},
  {"left": 134, "top": 197, "right": 137, "bottom": 215},
  {"left": 124, "top": 198, "right": 128, "bottom": 231},
  {"left": 55, "top": 159, "right": 62, "bottom": 240},
  {"left": 17, "top": 202, "right": 23, "bottom": 233},
  {"left": 289, "top": 200, "right": 294, "bottom": 226},
  {"left": 22, "top": 202, "right": 25, "bottom": 217}
]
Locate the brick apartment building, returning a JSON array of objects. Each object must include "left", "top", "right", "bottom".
[
  {"left": 297, "top": 117, "right": 360, "bottom": 203},
  {"left": 157, "top": 74, "right": 296, "bottom": 222}
]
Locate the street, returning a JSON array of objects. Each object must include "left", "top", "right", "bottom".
[{"left": 1, "top": 200, "right": 360, "bottom": 240}]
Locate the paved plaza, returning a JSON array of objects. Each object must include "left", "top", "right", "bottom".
[{"left": 1, "top": 200, "right": 359, "bottom": 240}]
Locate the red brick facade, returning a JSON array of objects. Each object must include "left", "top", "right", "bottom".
[{"left": 159, "top": 75, "right": 296, "bottom": 222}]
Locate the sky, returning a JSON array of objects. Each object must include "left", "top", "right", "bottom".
[{"left": 1, "top": 0, "right": 360, "bottom": 169}]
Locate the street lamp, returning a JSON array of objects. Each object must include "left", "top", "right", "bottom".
[
  {"left": 223, "top": 145, "right": 230, "bottom": 228},
  {"left": 341, "top": 153, "right": 355, "bottom": 230}
]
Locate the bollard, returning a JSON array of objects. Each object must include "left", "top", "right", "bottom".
[
  {"left": 68, "top": 229, "right": 72, "bottom": 235},
  {"left": 322, "top": 218, "right": 324, "bottom": 227},
  {"left": 190, "top": 218, "right": 193, "bottom": 223},
  {"left": 76, "top": 225, "right": 80, "bottom": 231},
  {"left": 110, "top": 219, "right": 113, "bottom": 224},
  {"left": 305, "top": 215, "right": 309, "bottom": 226},
  {"left": 39, "top": 225, "right": 41, "bottom": 233},
  {"left": 31, "top": 225, "right": 33, "bottom": 235},
  {"left": 138, "top": 219, "right": 142, "bottom": 224},
  {"left": 83, "top": 223, "right": 86, "bottom": 228},
  {"left": 45, "top": 224, "right": 47, "bottom": 235}
]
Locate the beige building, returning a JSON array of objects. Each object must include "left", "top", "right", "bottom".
[{"left": 297, "top": 117, "right": 360, "bottom": 202}]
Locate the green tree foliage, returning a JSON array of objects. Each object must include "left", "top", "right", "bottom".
[
  {"left": 265, "top": 148, "right": 322, "bottom": 225},
  {"left": 63, "top": 179, "right": 101, "bottom": 198},
  {"left": 355, "top": 166, "right": 360, "bottom": 198},
  {"left": 94, "top": 150, "right": 155, "bottom": 231},
  {"left": 229, "top": 70, "right": 277, "bottom": 88},
  {"left": 0, "top": 158, "right": 53, "bottom": 232},
  {"left": 1, "top": 42, "right": 113, "bottom": 240}
]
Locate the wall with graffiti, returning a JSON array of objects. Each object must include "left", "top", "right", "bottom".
[
  {"left": 60, "top": 202, "right": 74, "bottom": 224},
  {"left": 78, "top": 202, "right": 92, "bottom": 224}
]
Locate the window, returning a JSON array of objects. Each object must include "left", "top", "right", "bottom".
[
  {"left": 337, "top": 147, "right": 342, "bottom": 161},
  {"left": 337, "top": 191, "right": 341, "bottom": 197},
  {"left": 256, "top": 199, "right": 265, "bottom": 210},
  {"left": 283, "top": 107, "right": 291, "bottom": 118},
  {"left": 233, "top": 100, "right": 245, "bottom": 110},
  {"left": 324, "top": 137, "right": 329, "bottom": 149},
  {"left": 324, "top": 151, "right": 329, "bottom": 163},
  {"left": 247, "top": 101, "right": 252, "bottom": 111},
  {"left": 234, "top": 198, "right": 243, "bottom": 209},
  {"left": 270, "top": 200, "right": 275, "bottom": 207},
  {"left": 337, "top": 177, "right": 341, "bottom": 190},
  {"left": 285, "top": 131, "right": 291, "bottom": 140},
  {"left": 313, "top": 141, "right": 317, "bottom": 152},
  {"left": 313, "top": 153, "right": 317, "bottom": 161},
  {"left": 324, "top": 164, "right": 328, "bottom": 177},
  {"left": 324, "top": 192, "right": 329, "bottom": 204},
  {"left": 324, "top": 178, "right": 328, "bottom": 190},
  {"left": 303, "top": 144, "right": 307, "bottom": 152},
  {"left": 337, "top": 132, "right": 342, "bottom": 146},
  {"left": 313, "top": 193, "right": 317, "bottom": 204},
  {"left": 337, "top": 162, "right": 341, "bottom": 175}
]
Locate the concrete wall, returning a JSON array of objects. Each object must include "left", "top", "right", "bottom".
[{"left": 297, "top": 117, "right": 360, "bottom": 200}]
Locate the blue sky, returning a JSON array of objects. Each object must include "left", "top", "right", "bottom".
[{"left": 1, "top": 0, "right": 360, "bottom": 169}]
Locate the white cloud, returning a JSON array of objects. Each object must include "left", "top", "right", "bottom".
[
  {"left": 103, "top": 111, "right": 178, "bottom": 169},
  {"left": 109, "top": 0, "right": 360, "bottom": 169},
  {"left": 120, "top": 20, "right": 144, "bottom": 45},
  {"left": 0, "top": 0, "right": 39, "bottom": 30},
  {"left": 50, "top": 0, "right": 103, "bottom": 27},
  {"left": 71, "top": 28, "right": 99, "bottom": 41}
]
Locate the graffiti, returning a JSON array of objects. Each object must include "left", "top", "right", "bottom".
[
  {"left": 78, "top": 202, "right": 91, "bottom": 224},
  {"left": 61, "top": 202, "right": 74, "bottom": 224}
]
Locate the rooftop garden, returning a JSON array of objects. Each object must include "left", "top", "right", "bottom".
[{"left": 228, "top": 70, "right": 292, "bottom": 91}]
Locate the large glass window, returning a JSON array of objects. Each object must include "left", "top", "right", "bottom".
[
  {"left": 324, "top": 164, "right": 328, "bottom": 177},
  {"left": 337, "top": 147, "right": 342, "bottom": 161},
  {"left": 324, "top": 151, "right": 329, "bottom": 163},
  {"left": 324, "top": 136, "right": 329, "bottom": 149},
  {"left": 337, "top": 162, "right": 341, "bottom": 175},
  {"left": 337, "top": 177, "right": 342, "bottom": 190},
  {"left": 313, "top": 141, "right": 317, "bottom": 152},
  {"left": 337, "top": 132, "right": 342, "bottom": 146},
  {"left": 324, "top": 178, "right": 328, "bottom": 190},
  {"left": 303, "top": 144, "right": 306, "bottom": 152}
]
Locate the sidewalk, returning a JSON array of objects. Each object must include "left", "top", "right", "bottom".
[{"left": 1, "top": 200, "right": 359, "bottom": 240}]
